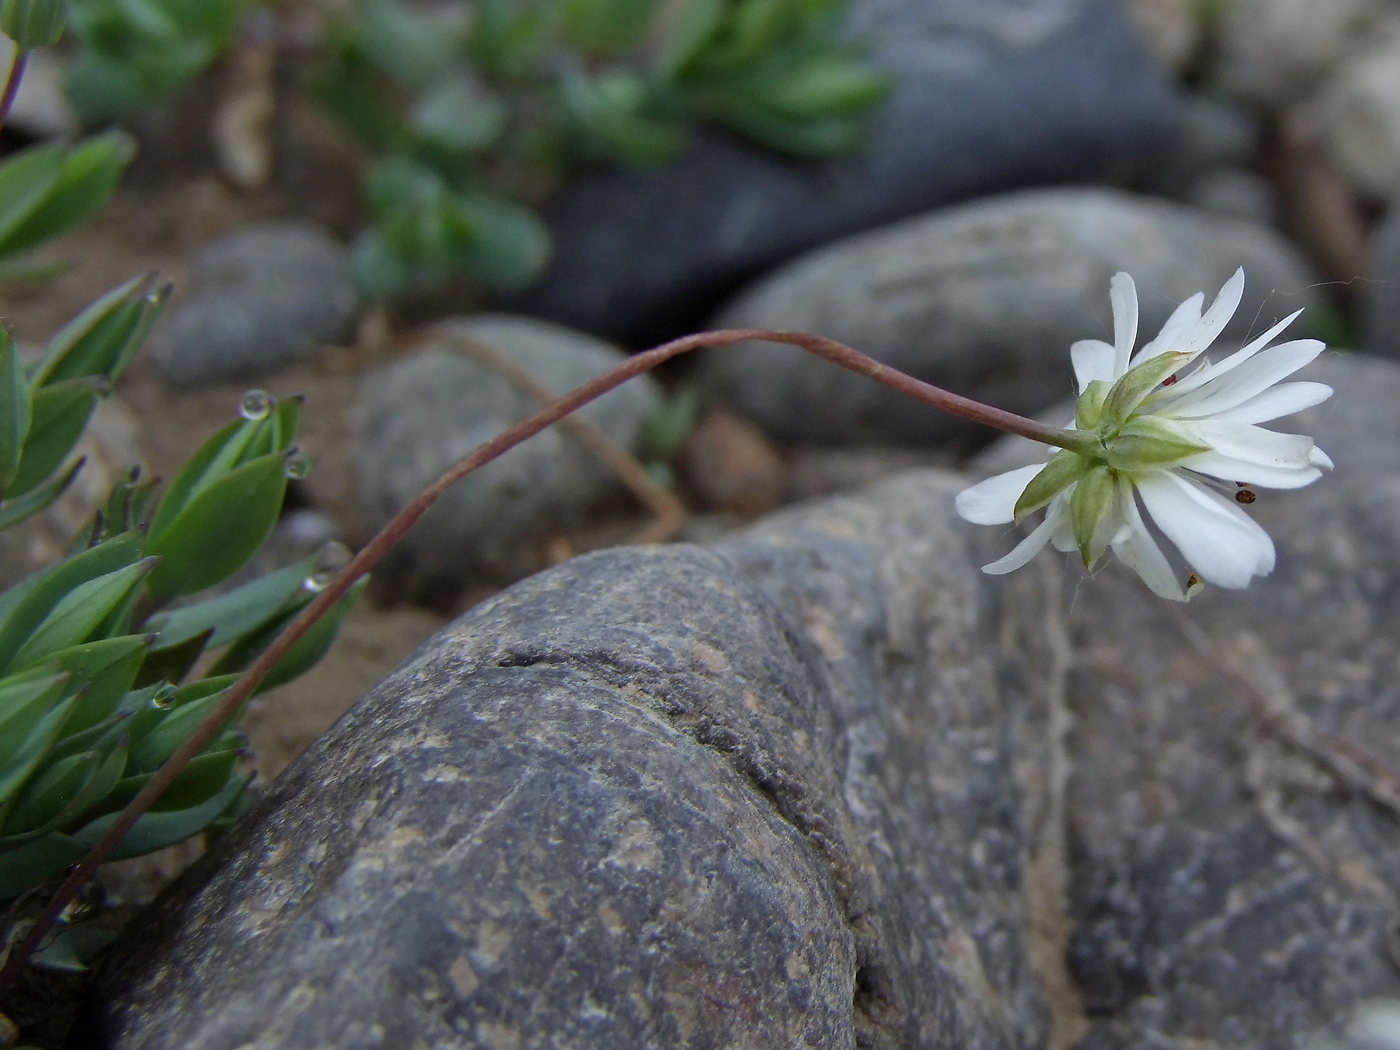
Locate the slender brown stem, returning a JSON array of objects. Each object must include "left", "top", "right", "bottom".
[
  {"left": 0, "top": 49, "right": 27, "bottom": 137},
  {"left": 0, "top": 327, "right": 1077, "bottom": 984}
]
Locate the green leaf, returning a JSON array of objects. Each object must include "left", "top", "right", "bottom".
[
  {"left": 0, "top": 330, "right": 32, "bottom": 492},
  {"left": 211, "top": 576, "right": 367, "bottom": 692},
  {"left": 0, "top": 671, "right": 67, "bottom": 733},
  {"left": 31, "top": 923, "right": 118, "bottom": 974},
  {"left": 45, "top": 634, "right": 149, "bottom": 732},
  {"left": 0, "top": 694, "right": 78, "bottom": 814},
  {"left": 0, "top": 832, "right": 85, "bottom": 899},
  {"left": 10, "top": 558, "right": 156, "bottom": 670},
  {"left": 0, "top": 457, "right": 83, "bottom": 530},
  {"left": 561, "top": 0, "right": 656, "bottom": 52},
  {"left": 75, "top": 767, "right": 249, "bottom": 860},
  {"left": 143, "top": 415, "right": 258, "bottom": 548},
  {"left": 0, "top": 131, "right": 136, "bottom": 259},
  {"left": 753, "top": 55, "right": 889, "bottom": 119},
  {"left": 97, "top": 744, "right": 239, "bottom": 815},
  {"left": 143, "top": 451, "right": 289, "bottom": 600},
  {"left": 5, "top": 376, "right": 101, "bottom": 500},
  {"left": 0, "top": 530, "right": 143, "bottom": 669},
  {"left": 654, "top": 0, "right": 724, "bottom": 77},
  {"left": 0, "top": 144, "right": 64, "bottom": 255},
  {"left": 35, "top": 280, "right": 165, "bottom": 387},
  {"left": 410, "top": 76, "right": 507, "bottom": 155},
  {"left": 143, "top": 551, "right": 319, "bottom": 650},
  {"left": 4, "top": 748, "right": 100, "bottom": 837},
  {"left": 451, "top": 192, "right": 552, "bottom": 290},
  {"left": 132, "top": 628, "right": 211, "bottom": 689},
  {"left": 126, "top": 686, "right": 231, "bottom": 773},
  {"left": 31, "top": 273, "right": 148, "bottom": 384}
]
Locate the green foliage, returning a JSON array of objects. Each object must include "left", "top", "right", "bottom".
[
  {"left": 1, "top": 0, "right": 69, "bottom": 49},
  {"left": 317, "top": 0, "right": 888, "bottom": 296},
  {"left": 64, "top": 0, "right": 248, "bottom": 122}
]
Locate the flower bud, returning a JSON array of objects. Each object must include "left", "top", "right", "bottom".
[{"left": 1, "top": 0, "right": 67, "bottom": 49}]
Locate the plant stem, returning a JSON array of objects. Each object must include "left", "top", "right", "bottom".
[
  {"left": 0, "top": 327, "right": 1077, "bottom": 984},
  {"left": 0, "top": 49, "right": 27, "bottom": 137}
]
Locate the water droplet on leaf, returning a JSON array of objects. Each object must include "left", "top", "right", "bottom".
[
  {"left": 283, "top": 448, "right": 311, "bottom": 479},
  {"left": 149, "top": 684, "right": 178, "bottom": 710},
  {"left": 303, "top": 540, "right": 352, "bottom": 592},
  {"left": 239, "top": 389, "right": 273, "bottom": 420}
]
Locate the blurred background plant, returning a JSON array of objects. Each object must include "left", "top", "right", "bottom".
[{"left": 0, "top": 5, "right": 361, "bottom": 979}]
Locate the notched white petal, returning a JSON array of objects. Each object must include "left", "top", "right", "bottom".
[
  {"left": 982, "top": 515, "right": 1057, "bottom": 575},
  {"left": 1136, "top": 470, "right": 1275, "bottom": 588},
  {"left": 1071, "top": 339, "right": 1118, "bottom": 390},
  {"left": 1110, "top": 272, "right": 1138, "bottom": 374},
  {"left": 1204, "top": 381, "right": 1332, "bottom": 425},
  {"left": 955, "top": 464, "right": 1045, "bottom": 525}
]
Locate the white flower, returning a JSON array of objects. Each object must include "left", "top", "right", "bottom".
[{"left": 955, "top": 268, "right": 1333, "bottom": 601}]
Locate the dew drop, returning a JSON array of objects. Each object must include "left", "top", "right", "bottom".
[
  {"left": 283, "top": 448, "right": 311, "bottom": 479},
  {"left": 149, "top": 684, "right": 178, "bottom": 710},
  {"left": 239, "top": 389, "right": 274, "bottom": 420},
  {"left": 303, "top": 540, "right": 352, "bottom": 592}
]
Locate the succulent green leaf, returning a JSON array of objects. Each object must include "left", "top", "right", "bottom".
[
  {"left": 143, "top": 551, "right": 319, "bottom": 651},
  {"left": 755, "top": 55, "right": 888, "bottom": 119},
  {"left": 0, "top": 143, "right": 64, "bottom": 254},
  {"left": 0, "top": 529, "right": 142, "bottom": 669},
  {"left": 0, "top": 330, "right": 32, "bottom": 492},
  {"left": 126, "top": 686, "right": 231, "bottom": 773},
  {"left": 75, "top": 767, "right": 249, "bottom": 860},
  {"left": 144, "top": 451, "right": 290, "bottom": 601},
  {"left": 132, "top": 628, "right": 211, "bottom": 689},
  {"left": 31, "top": 923, "right": 118, "bottom": 974},
  {"left": 1102, "top": 351, "right": 1193, "bottom": 425},
  {"left": 0, "top": 131, "right": 135, "bottom": 259},
  {"left": 31, "top": 273, "right": 148, "bottom": 385},
  {"left": 144, "top": 414, "right": 262, "bottom": 549},
  {"left": 654, "top": 0, "right": 724, "bottom": 77},
  {"left": 5, "top": 376, "right": 101, "bottom": 499},
  {"left": 99, "top": 741, "right": 238, "bottom": 814},
  {"left": 0, "top": 456, "right": 82, "bottom": 530},
  {"left": 561, "top": 0, "right": 655, "bottom": 51},
  {"left": 1, "top": 738, "right": 123, "bottom": 838},
  {"left": 217, "top": 576, "right": 368, "bottom": 693},
  {"left": 1069, "top": 465, "right": 1119, "bottom": 570},
  {"left": 0, "top": 831, "right": 84, "bottom": 899},
  {"left": 1013, "top": 450, "right": 1093, "bottom": 521},
  {"left": 9, "top": 558, "right": 155, "bottom": 670},
  {"left": 410, "top": 76, "right": 507, "bottom": 155},
  {"left": 449, "top": 192, "right": 551, "bottom": 290},
  {"left": 43, "top": 634, "right": 148, "bottom": 732},
  {"left": 1104, "top": 416, "right": 1211, "bottom": 472},
  {"left": 0, "top": 694, "right": 78, "bottom": 814},
  {"left": 0, "top": 671, "right": 66, "bottom": 732}
]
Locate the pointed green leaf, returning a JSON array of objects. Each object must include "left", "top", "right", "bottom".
[
  {"left": 126, "top": 686, "right": 231, "bottom": 774},
  {"left": 143, "top": 551, "right": 319, "bottom": 650},
  {"left": 0, "top": 456, "right": 83, "bottom": 531},
  {"left": 45, "top": 634, "right": 149, "bottom": 732},
  {"left": 32, "top": 923, "right": 119, "bottom": 974},
  {"left": 0, "top": 131, "right": 136, "bottom": 259},
  {"left": 0, "top": 694, "right": 78, "bottom": 813},
  {"left": 75, "top": 768, "right": 249, "bottom": 860},
  {"left": 6, "top": 376, "right": 101, "bottom": 499},
  {"left": 654, "top": 0, "right": 724, "bottom": 77},
  {"left": 0, "top": 330, "right": 32, "bottom": 491},
  {"left": 32, "top": 273, "right": 147, "bottom": 385},
  {"left": 0, "top": 144, "right": 64, "bottom": 253},
  {"left": 0, "top": 831, "right": 85, "bottom": 899},
  {"left": 10, "top": 558, "right": 157, "bottom": 670},
  {"left": 0, "top": 671, "right": 67, "bottom": 734},
  {"left": 3, "top": 750, "right": 100, "bottom": 837},
  {"left": 1013, "top": 450, "right": 1094, "bottom": 521},
  {"left": 144, "top": 414, "right": 262, "bottom": 549},
  {"left": 756, "top": 55, "right": 889, "bottom": 119}
]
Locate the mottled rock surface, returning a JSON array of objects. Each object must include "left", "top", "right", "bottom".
[
  {"left": 699, "top": 187, "right": 1318, "bottom": 445},
  {"left": 502, "top": 0, "right": 1183, "bottom": 344},
  {"left": 149, "top": 222, "right": 359, "bottom": 386},
  {"left": 352, "top": 315, "right": 662, "bottom": 600},
  {"left": 87, "top": 354, "right": 1400, "bottom": 1048}
]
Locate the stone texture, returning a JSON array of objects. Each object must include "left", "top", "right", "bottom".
[
  {"left": 85, "top": 355, "right": 1400, "bottom": 1047},
  {"left": 85, "top": 470, "right": 1057, "bottom": 1050},
  {"left": 351, "top": 315, "right": 662, "bottom": 601},
  {"left": 1316, "top": 37, "right": 1400, "bottom": 202},
  {"left": 1212, "top": 0, "right": 1384, "bottom": 106},
  {"left": 501, "top": 0, "right": 1184, "bottom": 345},
  {"left": 1366, "top": 194, "right": 1400, "bottom": 357},
  {"left": 698, "top": 187, "right": 1319, "bottom": 446},
  {"left": 149, "top": 222, "right": 360, "bottom": 386}
]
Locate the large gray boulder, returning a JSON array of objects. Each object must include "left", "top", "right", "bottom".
[
  {"left": 86, "top": 353, "right": 1400, "bottom": 1047},
  {"left": 501, "top": 0, "right": 1185, "bottom": 345},
  {"left": 699, "top": 188, "right": 1319, "bottom": 446}
]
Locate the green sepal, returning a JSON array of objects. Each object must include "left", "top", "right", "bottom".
[
  {"left": 1069, "top": 466, "right": 1119, "bottom": 570},
  {"left": 1104, "top": 416, "right": 1210, "bottom": 472},
  {"left": 75, "top": 767, "right": 249, "bottom": 861},
  {"left": 1075, "top": 379, "right": 1111, "bottom": 430},
  {"left": 1, "top": 0, "right": 70, "bottom": 50},
  {"left": 0, "top": 456, "right": 82, "bottom": 531},
  {"left": 9, "top": 557, "right": 156, "bottom": 670},
  {"left": 143, "top": 451, "right": 290, "bottom": 601},
  {"left": 0, "top": 529, "right": 143, "bottom": 668},
  {"left": 1013, "top": 450, "right": 1093, "bottom": 521},
  {"left": 5, "top": 375, "right": 102, "bottom": 499},
  {"left": 1102, "top": 351, "right": 1193, "bottom": 426},
  {"left": 0, "top": 329, "right": 32, "bottom": 492},
  {"left": 211, "top": 576, "right": 368, "bottom": 692},
  {"left": 0, "top": 831, "right": 84, "bottom": 899}
]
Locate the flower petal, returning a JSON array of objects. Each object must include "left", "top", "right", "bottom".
[
  {"left": 1110, "top": 272, "right": 1138, "bottom": 375},
  {"left": 1111, "top": 478, "right": 1186, "bottom": 601},
  {"left": 982, "top": 514, "right": 1056, "bottom": 575},
  {"left": 1176, "top": 419, "right": 1324, "bottom": 488},
  {"left": 1151, "top": 309, "right": 1303, "bottom": 400},
  {"left": 1171, "top": 267, "right": 1245, "bottom": 365},
  {"left": 1135, "top": 470, "right": 1274, "bottom": 588},
  {"left": 1200, "top": 381, "right": 1333, "bottom": 425},
  {"left": 1156, "top": 340, "right": 1324, "bottom": 418},
  {"left": 955, "top": 464, "right": 1045, "bottom": 525},
  {"left": 1310, "top": 446, "right": 1334, "bottom": 471},
  {"left": 1132, "top": 292, "right": 1203, "bottom": 365},
  {"left": 1071, "top": 339, "right": 1117, "bottom": 390}
]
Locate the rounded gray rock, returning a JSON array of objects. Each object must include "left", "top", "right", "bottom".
[
  {"left": 150, "top": 222, "right": 360, "bottom": 386},
  {"left": 352, "top": 315, "right": 662, "bottom": 601},
  {"left": 698, "top": 187, "right": 1319, "bottom": 445},
  {"left": 1366, "top": 194, "right": 1400, "bottom": 357}
]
